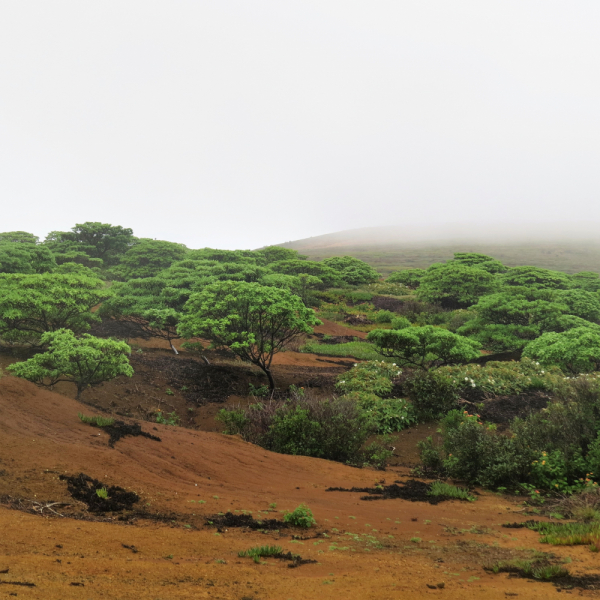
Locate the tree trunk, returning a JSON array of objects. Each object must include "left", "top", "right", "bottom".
[
  {"left": 169, "top": 340, "right": 179, "bottom": 355},
  {"left": 265, "top": 368, "right": 275, "bottom": 392}
]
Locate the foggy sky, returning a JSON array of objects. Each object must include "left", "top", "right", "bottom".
[{"left": 1, "top": 2, "right": 599, "bottom": 250}]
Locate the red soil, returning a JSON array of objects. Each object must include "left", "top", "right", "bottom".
[{"left": 1, "top": 374, "right": 598, "bottom": 598}]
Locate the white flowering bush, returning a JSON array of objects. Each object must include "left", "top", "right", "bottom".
[
  {"left": 335, "top": 360, "right": 401, "bottom": 397},
  {"left": 335, "top": 361, "right": 416, "bottom": 433},
  {"left": 440, "top": 358, "right": 565, "bottom": 398}
]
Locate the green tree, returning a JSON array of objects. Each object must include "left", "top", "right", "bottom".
[
  {"left": 44, "top": 222, "right": 135, "bottom": 267},
  {"left": 571, "top": 271, "right": 600, "bottom": 293},
  {"left": 7, "top": 329, "right": 133, "bottom": 399},
  {"left": 99, "top": 277, "right": 193, "bottom": 353},
  {"left": 459, "top": 288, "right": 600, "bottom": 352},
  {"left": 0, "top": 273, "right": 110, "bottom": 347},
  {"left": 417, "top": 263, "right": 497, "bottom": 309},
  {"left": 0, "top": 231, "right": 39, "bottom": 244},
  {"left": 178, "top": 281, "right": 321, "bottom": 389},
  {"left": 450, "top": 252, "right": 507, "bottom": 273},
  {"left": 110, "top": 239, "right": 188, "bottom": 280},
  {"left": 386, "top": 268, "right": 426, "bottom": 289},
  {"left": 0, "top": 243, "right": 56, "bottom": 274},
  {"left": 268, "top": 259, "right": 342, "bottom": 288},
  {"left": 321, "top": 256, "right": 380, "bottom": 285},
  {"left": 523, "top": 327, "right": 600, "bottom": 374},
  {"left": 367, "top": 326, "right": 481, "bottom": 370},
  {"left": 501, "top": 266, "right": 572, "bottom": 290},
  {"left": 255, "top": 246, "right": 307, "bottom": 264},
  {"left": 260, "top": 273, "right": 323, "bottom": 304}
]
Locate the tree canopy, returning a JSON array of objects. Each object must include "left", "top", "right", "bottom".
[
  {"left": 386, "top": 268, "right": 426, "bottom": 288},
  {"left": 0, "top": 242, "right": 56, "bottom": 274},
  {"left": 178, "top": 281, "right": 320, "bottom": 389},
  {"left": 367, "top": 325, "right": 481, "bottom": 370},
  {"left": 111, "top": 239, "right": 188, "bottom": 280},
  {"left": 417, "top": 263, "right": 497, "bottom": 309},
  {"left": 0, "top": 273, "right": 110, "bottom": 347},
  {"left": 44, "top": 222, "right": 135, "bottom": 267},
  {"left": 523, "top": 327, "right": 600, "bottom": 374},
  {"left": 0, "top": 231, "right": 39, "bottom": 244},
  {"left": 7, "top": 329, "right": 133, "bottom": 399},
  {"left": 500, "top": 266, "right": 573, "bottom": 290},
  {"left": 321, "top": 256, "right": 380, "bottom": 285}
]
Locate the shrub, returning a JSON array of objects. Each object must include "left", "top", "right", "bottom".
[
  {"left": 346, "top": 290, "right": 374, "bottom": 304},
  {"left": 523, "top": 327, "right": 600, "bottom": 374},
  {"left": 216, "top": 390, "right": 389, "bottom": 467},
  {"left": 391, "top": 316, "right": 411, "bottom": 330},
  {"left": 351, "top": 393, "right": 417, "bottom": 434},
  {"left": 386, "top": 268, "right": 426, "bottom": 289},
  {"left": 442, "top": 358, "right": 565, "bottom": 398},
  {"left": 283, "top": 504, "right": 316, "bottom": 528},
  {"left": 404, "top": 369, "right": 459, "bottom": 420},
  {"left": 405, "top": 359, "right": 565, "bottom": 421},
  {"left": 335, "top": 360, "right": 401, "bottom": 397},
  {"left": 420, "top": 378, "right": 600, "bottom": 491},
  {"left": 374, "top": 310, "right": 395, "bottom": 323}
]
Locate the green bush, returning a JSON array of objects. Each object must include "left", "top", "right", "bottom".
[
  {"left": 374, "top": 310, "right": 395, "bottom": 323},
  {"left": 346, "top": 290, "right": 374, "bottom": 304},
  {"left": 216, "top": 391, "right": 390, "bottom": 467},
  {"left": 420, "top": 377, "right": 600, "bottom": 491},
  {"left": 283, "top": 504, "right": 316, "bottom": 528},
  {"left": 391, "top": 316, "right": 411, "bottom": 330},
  {"left": 419, "top": 410, "right": 533, "bottom": 488},
  {"left": 350, "top": 393, "right": 417, "bottom": 434},
  {"left": 404, "top": 370, "right": 459, "bottom": 420},
  {"left": 335, "top": 360, "right": 401, "bottom": 397}
]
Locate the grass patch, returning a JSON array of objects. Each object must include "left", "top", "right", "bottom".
[
  {"left": 485, "top": 559, "right": 568, "bottom": 580},
  {"left": 530, "top": 521, "right": 600, "bottom": 547},
  {"left": 300, "top": 341, "right": 387, "bottom": 361},
  {"left": 428, "top": 481, "right": 476, "bottom": 502},
  {"left": 78, "top": 413, "right": 115, "bottom": 427},
  {"left": 238, "top": 545, "right": 283, "bottom": 564}
]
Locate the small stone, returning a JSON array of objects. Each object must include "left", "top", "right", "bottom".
[{"left": 437, "top": 582, "right": 445, "bottom": 589}]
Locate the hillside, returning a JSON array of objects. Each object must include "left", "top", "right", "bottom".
[
  {"left": 3, "top": 366, "right": 598, "bottom": 597},
  {"left": 278, "top": 223, "right": 600, "bottom": 275}
]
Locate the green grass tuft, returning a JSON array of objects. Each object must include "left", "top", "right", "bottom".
[
  {"left": 428, "top": 481, "right": 476, "bottom": 502},
  {"left": 238, "top": 545, "right": 284, "bottom": 563},
  {"left": 78, "top": 413, "right": 115, "bottom": 427},
  {"left": 486, "top": 559, "right": 568, "bottom": 580}
]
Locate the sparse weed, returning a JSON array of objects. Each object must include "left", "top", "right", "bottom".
[
  {"left": 156, "top": 410, "right": 180, "bottom": 426},
  {"left": 95, "top": 487, "right": 109, "bottom": 499}
]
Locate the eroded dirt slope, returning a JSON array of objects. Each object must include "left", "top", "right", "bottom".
[{"left": 1, "top": 375, "right": 599, "bottom": 599}]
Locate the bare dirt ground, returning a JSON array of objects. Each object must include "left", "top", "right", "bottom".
[{"left": 1, "top": 320, "right": 599, "bottom": 598}]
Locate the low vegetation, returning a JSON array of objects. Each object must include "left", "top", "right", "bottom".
[{"left": 283, "top": 504, "right": 316, "bottom": 528}]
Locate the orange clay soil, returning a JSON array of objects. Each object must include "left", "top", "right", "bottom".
[{"left": 1, "top": 375, "right": 599, "bottom": 599}]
